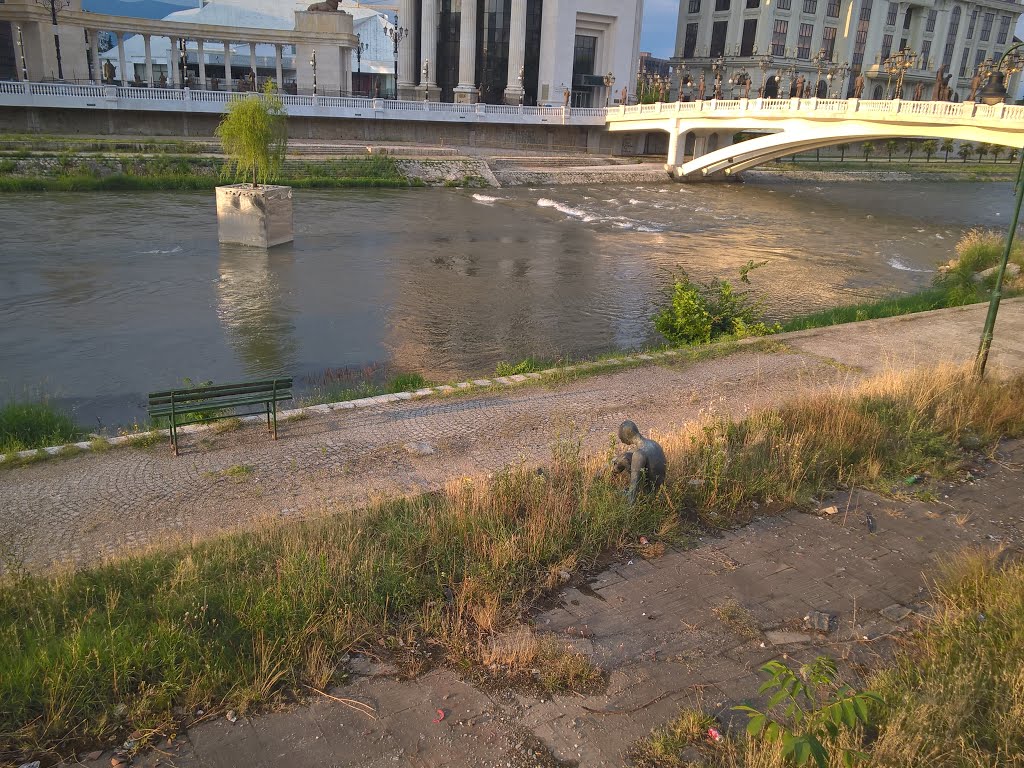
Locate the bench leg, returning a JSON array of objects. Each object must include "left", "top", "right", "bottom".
[
  {"left": 266, "top": 402, "right": 272, "bottom": 434},
  {"left": 272, "top": 400, "right": 278, "bottom": 441},
  {"left": 171, "top": 419, "right": 178, "bottom": 457}
]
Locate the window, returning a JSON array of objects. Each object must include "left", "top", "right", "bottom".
[
  {"left": 899, "top": 36, "right": 907, "bottom": 50},
  {"left": 975, "top": 48, "right": 987, "bottom": 70},
  {"left": 958, "top": 46, "right": 970, "bottom": 77},
  {"left": 802, "top": 0, "right": 817, "bottom": 13},
  {"left": 850, "top": 0, "right": 873, "bottom": 73},
  {"left": 715, "top": 0, "right": 730, "bottom": 12},
  {"left": 980, "top": 12, "right": 993, "bottom": 41},
  {"left": 822, "top": 25, "right": 837, "bottom": 58},
  {"left": 741, "top": 18, "right": 758, "bottom": 55},
  {"left": 926, "top": 9, "right": 936, "bottom": 32},
  {"left": 886, "top": 2, "right": 897, "bottom": 25},
  {"left": 942, "top": 6, "right": 960, "bottom": 70},
  {"left": 771, "top": 18, "right": 789, "bottom": 55},
  {"left": 777, "top": 0, "right": 792, "bottom": 10},
  {"left": 688, "top": 0, "right": 700, "bottom": 12},
  {"left": 881, "top": 33, "right": 893, "bottom": 60},
  {"left": 826, "top": 0, "right": 840, "bottom": 16},
  {"left": 902, "top": 7, "right": 912, "bottom": 29},
  {"left": 966, "top": 8, "right": 978, "bottom": 39},
  {"left": 797, "top": 23, "right": 814, "bottom": 58},
  {"left": 711, "top": 20, "right": 729, "bottom": 55},
  {"left": 747, "top": 0, "right": 760, "bottom": 8},
  {"left": 683, "top": 22, "right": 699, "bottom": 57},
  {"left": 921, "top": 39, "right": 931, "bottom": 68},
  {"left": 997, "top": 15, "right": 1011, "bottom": 44}
]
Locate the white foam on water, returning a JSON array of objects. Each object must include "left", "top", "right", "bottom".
[
  {"left": 935, "top": 233, "right": 945, "bottom": 239},
  {"left": 472, "top": 193, "right": 501, "bottom": 205},
  {"left": 888, "top": 258, "right": 933, "bottom": 273},
  {"left": 537, "top": 197, "right": 598, "bottom": 222},
  {"left": 140, "top": 245, "right": 182, "bottom": 255}
]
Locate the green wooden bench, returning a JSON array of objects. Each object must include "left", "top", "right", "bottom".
[{"left": 148, "top": 378, "right": 293, "bottom": 456}]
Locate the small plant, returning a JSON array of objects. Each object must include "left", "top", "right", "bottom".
[
  {"left": 388, "top": 372, "right": 428, "bottom": 393},
  {"left": 215, "top": 82, "right": 288, "bottom": 187},
  {"left": 0, "top": 399, "right": 84, "bottom": 453},
  {"left": 653, "top": 261, "right": 780, "bottom": 347},
  {"left": 735, "top": 656, "right": 882, "bottom": 768},
  {"left": 495, "top": 358, "right": 544, "bottom": 377}
]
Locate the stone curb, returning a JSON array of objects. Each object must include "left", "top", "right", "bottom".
[{"left": 0, "top": 348, "right": 678, "bottom": 465}]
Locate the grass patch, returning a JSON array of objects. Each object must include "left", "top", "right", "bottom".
[
  {"left": 712, "top": 599, "right": 761, "bottom": 640},
  {"left": 0, "top": 399, "right": 84, "bottom": 453},
  {"left": 300, "top": 364, "right": 429, "bottom": 406},
  {"left": 221, "top": 464, "right": 254, "bottom": 481},
  {"left": 781, "top": 286, "right": 985, "bottom": 332},
  {"left": 631, "top": 708, "right": 717, "bottom": 767},
  {"left": 2, "top": 366, "right": 1023, "bottom": 762},
  {"left": 495, "top": 358, "right": 547, "bottom": 377}
]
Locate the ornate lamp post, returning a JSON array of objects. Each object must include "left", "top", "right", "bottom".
[
  {"left": 975, "top": 40, "right": 1024, "bottom": 376},
  {"left": 811, "top": 47, "right": 830, "bottom": 96},
  {"left": 882, "top": 48, "right": 917, "bottom": 99},
  {"left": 603, "top": 71, "right": 616, "bottom": 106},
  {"left": 827, "top": 61, "right": 850, "bottom": 97},
  {"left": 780, "top": 61, "right": 797, "bottom": 96},
  {"left": 422, "top": 60, "right": 430, "bottom": 100},
  {"left": 386, "top": 15, "right": 408, "bottom": 100},
  {"left": 710, "top": 54, "right": 726, "bottom": 99},
  {"left": 310, "top": 48, "right": 317, "bottom": 96}
]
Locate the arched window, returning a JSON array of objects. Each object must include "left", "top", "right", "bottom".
[
  {"left": 872, "top": 84, "right": 884, "bottom": 99},
  {"left": 942, "top": 6, "right": 962, "bottom": 70}
]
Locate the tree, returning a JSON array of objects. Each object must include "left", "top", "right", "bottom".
[
  {"left": 98, "top": 31, "right": 116, "bottom": 53},
  {"left": 862, "top": 141, "right": 875, "bottom": 162},
  {"left": 958, "top": 143, "right": 973, "bottom": 163},
  {"left": 1010, "top": 148, "right": 1019, "bottom": 165},
  {"left": 837, "top": 143, "right": 849, "bottom": 161},
  {"left": 941, "top": 138, "right": 955, "bottom": 162},
  {"left": 215, "top": 83, "right": 288, "bottom": 188},
  {"left": 905, "top": 140, "right": 916, "bottom": 162},
  {"left": 991, "top": 144, "right": 1003, "bottom": 163},
  {"left": 885, "top": 139, "right": 901, "bottom": 162},
  {"left": 921, "top": 139, "right": 937, "bottom": 162},
  {"left": 976, "top": 142, "right": 991, "bottom": 162}
]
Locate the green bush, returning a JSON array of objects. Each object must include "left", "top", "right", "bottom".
[
  {"left": 653, "top": 262, "right": 780, "bottom": 347},
  {"left": 935, "top": 228, "right": 1024, "bottom": 298},
  {"left": 388, "top": 373, "right": 428, "bottom": 393},
  {"left": 0, "top": 400, "right": 84, "bottom": 453}
]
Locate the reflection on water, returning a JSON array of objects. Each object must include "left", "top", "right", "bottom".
[
  {"left": 217, "top": 244, "right": 298, "bottom": 376},
  {"left": 0, "top": 180, "right": 1012, "bottom": 427}
]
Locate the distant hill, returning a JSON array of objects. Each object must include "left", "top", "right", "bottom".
[{"left": 82, "top": 0, "right": 197, "bottom": 20}]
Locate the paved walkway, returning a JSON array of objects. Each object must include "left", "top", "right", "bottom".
[
  {"left": 3, "top": 300, "right": 1024, "bottom": 574},
  {"left": 69, "top": 440, "right": 1024, "bottom": 768}
]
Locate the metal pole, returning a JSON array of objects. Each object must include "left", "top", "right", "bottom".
[{"left": 975, "top": 149, "right": 1024, "bottom": 377}]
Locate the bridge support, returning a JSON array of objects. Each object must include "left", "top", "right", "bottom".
[{"left": 665, "top": 126, "right": 736, "bottom": 182}]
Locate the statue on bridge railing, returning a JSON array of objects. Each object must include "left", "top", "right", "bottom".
[
  {"left": 933, "top": 66, "right": 955, "bottom": 101},
  {"left": 103, "top": 60, "right": 115, "bottom": 84},
  {"left": 853, "top": 73, "right": 865, "bottom": 98},
  {"left": 969, "top": 71, "right": 982, "bottom": 102},
  {"left": 914, "top": 81, "right": 924, "bottom": 101},
  {"left": 697, "top": 73, "right": 706, "bottom": 100},
  {"left": 307, "top": 0, "right": 340, "bottom": 10},
  {"left": 795, "top": 74, "right": 805, "bottom": 98}
]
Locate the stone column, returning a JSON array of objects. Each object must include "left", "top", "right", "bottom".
[
  {"left": 454, "top": 0, "right": 479, "bottom": 102},
  {"left": 117, "top": 32, "right": 128, "bottom": 85},
  {"left": 224, "top": 41, "right": 232, "bottom": 90},
  {"left": 397, "top": 0, "right": 416, "bottom": 98},
  {"left": 143, "top": 34, "right": 153, "bottom": 87},
  {"left": 169, "top": 38, "right": 178, "bottom": 87},
  {"left": 197, "top": 39, "right": 206, "bottom": 87},
  {"left": 89, "top": 30, "right": 100, "bottom": 83},
  {"left": 249, "top": 42, "right": 258, "bottom": 86},
  {"left": 504, "top": 0, "right": 527, "bottom": 104},
  {"left": 275, "top": 44, "right": 284, "bottom": 89},
  {"left": 419, "top": 0, "right": 440, "bottom": 100}
]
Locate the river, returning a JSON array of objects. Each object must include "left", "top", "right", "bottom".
[{"left": 0, "top": 178, "right": 1012, "bottom": 428}]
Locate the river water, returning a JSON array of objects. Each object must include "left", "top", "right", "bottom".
[{"left": 0, "top": 178, "right": 1013, "bottom": 428}]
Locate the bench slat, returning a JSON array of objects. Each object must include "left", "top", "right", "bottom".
[
  {"left": 149, "top": 378, "right": 293, "bottom": 403},
  {"left": 148, "top": 392, "right": 292, "bottom": 417}
]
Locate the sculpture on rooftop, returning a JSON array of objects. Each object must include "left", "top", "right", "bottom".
[{"left": 307, "top": 0, "right": 340, "bottom": 10}]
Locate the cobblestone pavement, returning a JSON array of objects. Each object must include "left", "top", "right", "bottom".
[
  {"left": 3, "top": 300, "right": 1024, "bottom": 574},
  {"left": 70, "top": 440, "right": 1024, "bottom": 768}
]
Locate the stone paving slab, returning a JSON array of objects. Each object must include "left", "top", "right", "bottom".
[{"left": 3, "top": 300, "right": 1023, "bottom": 575}]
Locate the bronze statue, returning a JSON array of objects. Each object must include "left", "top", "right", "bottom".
[
  {"left": 621, "top": 85, "right": 628, "bottom": 104},
  {"left": 796, "top": 74, "right": 806, "bottom": 98},
  {"left": 913, "top": 81, "right": 924, "bottom": 101},
  {"left": 853, "top": 73, "right": 865, "bottom": 98},
  {"left": 307, "top": 0, "right": 340, "bottom": 10},
  {"left": 613, "top": 421, "right": 667, "bottom": 504},
  {"left": 158, "top": 73, "right": 167, "bottom": 88},
  {"left": 942, "top": 73, "right": 953, "bottom": 101},
  {"left": 969, "top": 72, "right": 982, "bottom": 101},
  {"left": 563, "top": 87, "right": 571, "bottom": 106},
  {"left": 102, "top": 59, "right": 115, "bottom": 84},
  {"left": 933, "top": 65, "right": 946, "bottom": 100},
  {"left": 697, "top": 73, "right": 706, "bottom": 100},
  {"left": 743, "top": 77, "right": 752, "bottom": 98}
]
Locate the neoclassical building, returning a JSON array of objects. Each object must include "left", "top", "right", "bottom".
[
  {"left": 672, "top": 0, "right": 1022, "bottom": 102},
  {"left": 394, "top": 0, "right": 645, "bottom": 106}
]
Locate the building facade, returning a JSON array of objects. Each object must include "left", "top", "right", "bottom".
[
  {"left": 672, "top": 0, "right": 1022, "bottom": 102},
  {"left": 395, "top": 0, "right": 644, "bottom": 106}
]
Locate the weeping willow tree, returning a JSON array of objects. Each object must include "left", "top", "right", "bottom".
[{"left": 215, "top": 82, "right": 288, "bottom": 188}]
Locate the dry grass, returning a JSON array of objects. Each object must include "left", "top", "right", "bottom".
[
  {"left": 2, "top": 365, "right": 1022, "bottom": 763},
  {"left": 713, "top": 599, "right": 761, "bottom": 640},
  {"left": 479, "top": 627, "right": 603, "bottom": 693}
]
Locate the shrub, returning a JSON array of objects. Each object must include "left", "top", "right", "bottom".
[
  {"left": 0, "top": 399, "right": 84, "bottom": 453},
  {"left": 388, "top": 372, "right": 428, "bottom": 393},
  {"left": 936, "top": 228, "right": 1024, "bottom": 297},
  {"left": 653, "top": 262, "right": 780, "bottom": 347},
  {"left": 495, "top": 358, "right": 544, "bottom": 377}
]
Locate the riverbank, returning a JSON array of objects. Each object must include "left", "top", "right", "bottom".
[{"left": 2, "top": 348, "right": 1023, "bottom": 763}]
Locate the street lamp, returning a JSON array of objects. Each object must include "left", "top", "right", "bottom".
[
  {"left": 310, "top": 48, "right": 317, "bottom": 96},
  {"left": 827, "top": 61, "right": 850, "bottom": 98},
  {"left": 603, "top": 71, "right": 615, "bottom": 106},
  {"left": 354, "top": 33, "right": 369, "bottom": 95},
  {"left": 386, "top": 15, "right": 408, "bottom": 100},
  {"left": 757, "top": 53, "right": 774, "bottom": 97},
  {"left": 975, "top": 40, "right": 1024, "bottom": 377},
  {"left": 422, "top": 59, "right": 430, "bottom": 100},
  {"left": 882, "top": 48, "right": 917, "bottom": 99},
  {"left": 710, "top": 54, "right": 725, "bottom": 99},
  {"left": 518, "top": 65, "right": 524, "bottom": 105},
  {"left": 16, "top": 25, "right": 29, "bottom": 81},
  {"left": 811, "top": 47, "right": 830, "bottom": 97}
]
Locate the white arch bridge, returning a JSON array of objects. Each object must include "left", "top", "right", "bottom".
[{"left": 605, "top": 98, "right": 1024, "bottom": 181}]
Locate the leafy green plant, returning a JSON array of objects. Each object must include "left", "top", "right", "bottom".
[
  {"left": 735, "top": 657, "right": 882, "bottom": 768},
  {"left": 215, "top": 83, "right": 288, "bottom": 187},
  {"left": 653, "top": 261, "right": 780, "bottom": 347},
  {"left": 0, "top": 399, "right": 84, "bottom": 453},
  {"left": 495, "top": 358, "right": 544, "bottom": 377},
  {"left": 388, "top": 372, "right": 428, "bottom": 393}
]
